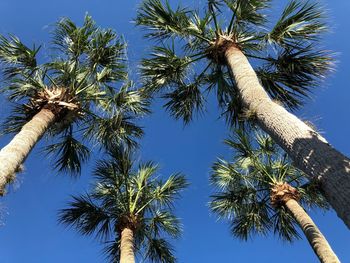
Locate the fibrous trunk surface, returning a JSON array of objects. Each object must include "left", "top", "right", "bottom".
[
  {"left": 285, "top": 199, "right": 340, "bottom": 263},
  {"left": 120, "top": 227, "right": 135, "bottom": 263},
  {"left": 0, "top": 108, "right": 56, "bottom": 195}
]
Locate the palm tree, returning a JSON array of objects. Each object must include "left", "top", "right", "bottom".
[
  {"left": 135, "top": 0, "right": 350, "bottom": 227},
  {"left": 210, "top": 131, "right": 339, "bottom": 262},
  {"left": 59, "top": 146, "right": 187, "bottom": 263},
  {"left": 0, "top": 16, "right": 149, "bottom": 195}
]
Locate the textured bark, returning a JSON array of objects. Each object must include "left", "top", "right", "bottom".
[
  {"left": 285, "top": 199, "right": 340, "bottom": 263},
  {"left": 120, "top": 228, "right": 135, "bottom": 263},
  {"left": 225, "top": 46, "right": 350, "bottom": 228},
  {"left": 0, "top": 108, "right": 56, "bottom": 195}
]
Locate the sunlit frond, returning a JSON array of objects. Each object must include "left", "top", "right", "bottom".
[
  {"left": 224, "top": 0, "right": 270, "bottom": 28},
  {"left": 52, "top": 15, "right": 96, "bottom": 58},
  {"left": 0, "top": 34, "right": 39, "bottom": 79},
  {"left": 153, "top": 173, "right": 188, "bottom": 207},
  {"left": 268, "top": 0, "right": 327, "bottom": 48},
  {"left": 136, "top": 0, "right": 193, "bottom": 39},
  {"left": 146, "top": 210, "right": 182, "bottom": 238},
  {"left": 140, "top": 45, "right": 191, "bottom": 93}
]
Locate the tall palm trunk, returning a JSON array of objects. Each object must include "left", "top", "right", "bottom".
[
  {"left": 224, "top": 45, "right": 350, "bottom": 228},
  {"left": 0, "top": 108, "right": 56, "bottom": 195},
  {"left": 120, "top": 227, "right": 135, "bottom": 263},
  {"left": 285, "top": 199, "right": 340, "bottom": 263}
]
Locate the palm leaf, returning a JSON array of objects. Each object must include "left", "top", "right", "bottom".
[
  {"left": 45, "top": 133, "right": 90, "bottom": 176},
  {"left": 136, "top": 0, "right": 192, "bottom": 39},
  {"left": 268, "top": 0, "right": 326, "bottom": 48}
]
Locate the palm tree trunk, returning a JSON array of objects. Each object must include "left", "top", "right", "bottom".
[
  {"left": 120, "top": 227, "right": 135, "bottom": 263},
  {"left": 225, "top": 45, "right": 350, "bottom": 228},
  {"left": 0, "top": 108, "right": 56, "bottom": 195},
  {"left": 285, "top": 199, "right": 340, "bottom": 263}
]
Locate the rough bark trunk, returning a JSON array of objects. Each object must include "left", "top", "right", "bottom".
[
  {"left": 285, "top": 199, "right": 340, "bottom": 262},
  {"left": 120, "top": 227, "right": 135, "bottom": 263},
  {"left": 0, "top": 108, "right": 56, "bottom": 195},
  {"left": 225, "top": 46, "right": 350, "bottom": 228}
]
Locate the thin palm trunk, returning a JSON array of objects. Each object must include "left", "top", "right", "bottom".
[
  {"left": 285, "top": 199, "right": 340, "bottom": 263},
  {"left": 0, "top": 108, "right": 56, "bottom": 195},
  {"left": 225, "top": 45, "right": 350, "bottom": 228},
  {"left": 120, "top": 227, "right": 135, "bottom": 263}
]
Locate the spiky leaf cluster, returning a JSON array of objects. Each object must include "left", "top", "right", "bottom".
[
  {"left": 210, "top": 130, "right": 329, "bottom": 242},
  {"left": 0, "top": 15, "right": 149, "bottom": 176},
  {"left": 59, "top": 146, "right": 187, "bottom": 262},
  {"left": 136, "top": 0, "right": 333, "bottom": 125}
]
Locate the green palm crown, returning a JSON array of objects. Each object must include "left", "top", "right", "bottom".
[
  {"left": 59, "top": 146, "right": 188, "bottom": 262},
  {"left": 210, "top": 130, "right": 329, "bottom": 241},
  {"left": 0, "top": 15, "right": 149, "bottom": 175},
  {"left": 136, "top": 0, "right": 332, "bottom": 125}
]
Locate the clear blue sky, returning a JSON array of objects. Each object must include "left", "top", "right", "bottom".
[{"left": 0, "top": 0, "right": 349, "bottom": 262}]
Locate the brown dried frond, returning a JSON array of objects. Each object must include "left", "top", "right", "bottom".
[
  {"left": 32, "top": 87, "right": 80, "bottom": 112},
  {"left": 28, "top": 87, "right": 84, "bottom": 125},
  {"left": 0, "top": 164, "right": 24, "bottom": 196},
  {"left": 239, "top": 108, "right": 257, "bottom": 121},
  {"left": 118, "top": 214, "right": 140, "bottom": 233},
  {"left": 270, "top": 182, "right": 300, "bottom": 208},
  {"left": 206, "top": 34, "right": 238, "bottom": 65}
]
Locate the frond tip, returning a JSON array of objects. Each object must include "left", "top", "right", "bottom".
[
  {"left": 268, "top": 0, "right": 327, "bottom": 47},
  {"left": 45, "top": 134, "right": 90, "bottom": 176},
  {"left": 136, "top": 0, "right": 192, "bottom": 39}
]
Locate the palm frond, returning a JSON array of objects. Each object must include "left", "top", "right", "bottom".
[
  {"left": 58, "top": 194, "right": 112, "bottom": 240},
  {"left": 140, "top": 45, "right": 191, "bottom": 93},
  {"left": 136, "top": 162, "right": 159, "bottom": 186},
  {"left": 146, "top": 210, "right": 182, "bottom": 238},
  {"left": 136, "top": 0, "right": 192, "bottom": 40},
  {"left": 211, "top": 159, "right": 237, "bottom": 189},
  {"left": 136, "top": 0, "right": 332, "bottom": 126},
  {"left": 224, "top": 0, "right": 270, "bottom": 28},
  {"left": 224, "top": 130, "right": 253, "bottom": 159},
  {"left": 255, "top": 132, "right": 276, "bottom": 155},
  {"left": 154, "top": 173, "right": 188, "bottom": 207},
  {"left": 52, "top": 15, "right": 96, "bottom": 58},
  {"left": 45, "top": 133, "right": 90, "bottom": 176},
  {"left": 0, "top": 103, "right": 36, "bottom": 134},
  {"left": 257, "top": 45, "right": 333, "bottom": 108},
  {"left": 84, "top": 112, "right": 144, "bottom": 150},
  {"left": 268, "top": 0, "right": 327, "bottom": 48},
  {"left": 95, "top": 146, "right": 133, "bottom": 180},
  {"left": 108, "top": 82, "right": 151, "bottom": 115},
  {"left": 163, "top": 82, "right": 205, "bottom": 124},
  {"left": 210, "top": 186, "right": 257, "bottom": 219},
  {"left": 60, "top": 149, "right": 186, "bottom": 262},
  {"left": 0, "top": 34, "right": 39, "bottom": 79},
  {"left": 102, "top": 239, "right": 121, "bottom": 263},
  {"left": 144, "top": 238, "right": 176, "bottom": 263},
  {"left": 299, "top": 181, "right": 329, "bottom": 210},
  {"left": 230, "top": 202, "right": 271, "bottom": 240},
  {"left": 272, "top": 206, "right": 301, "bottom": 242},
  {"left": 86, "top": 29, "right": 127, "bottom": 82}
]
